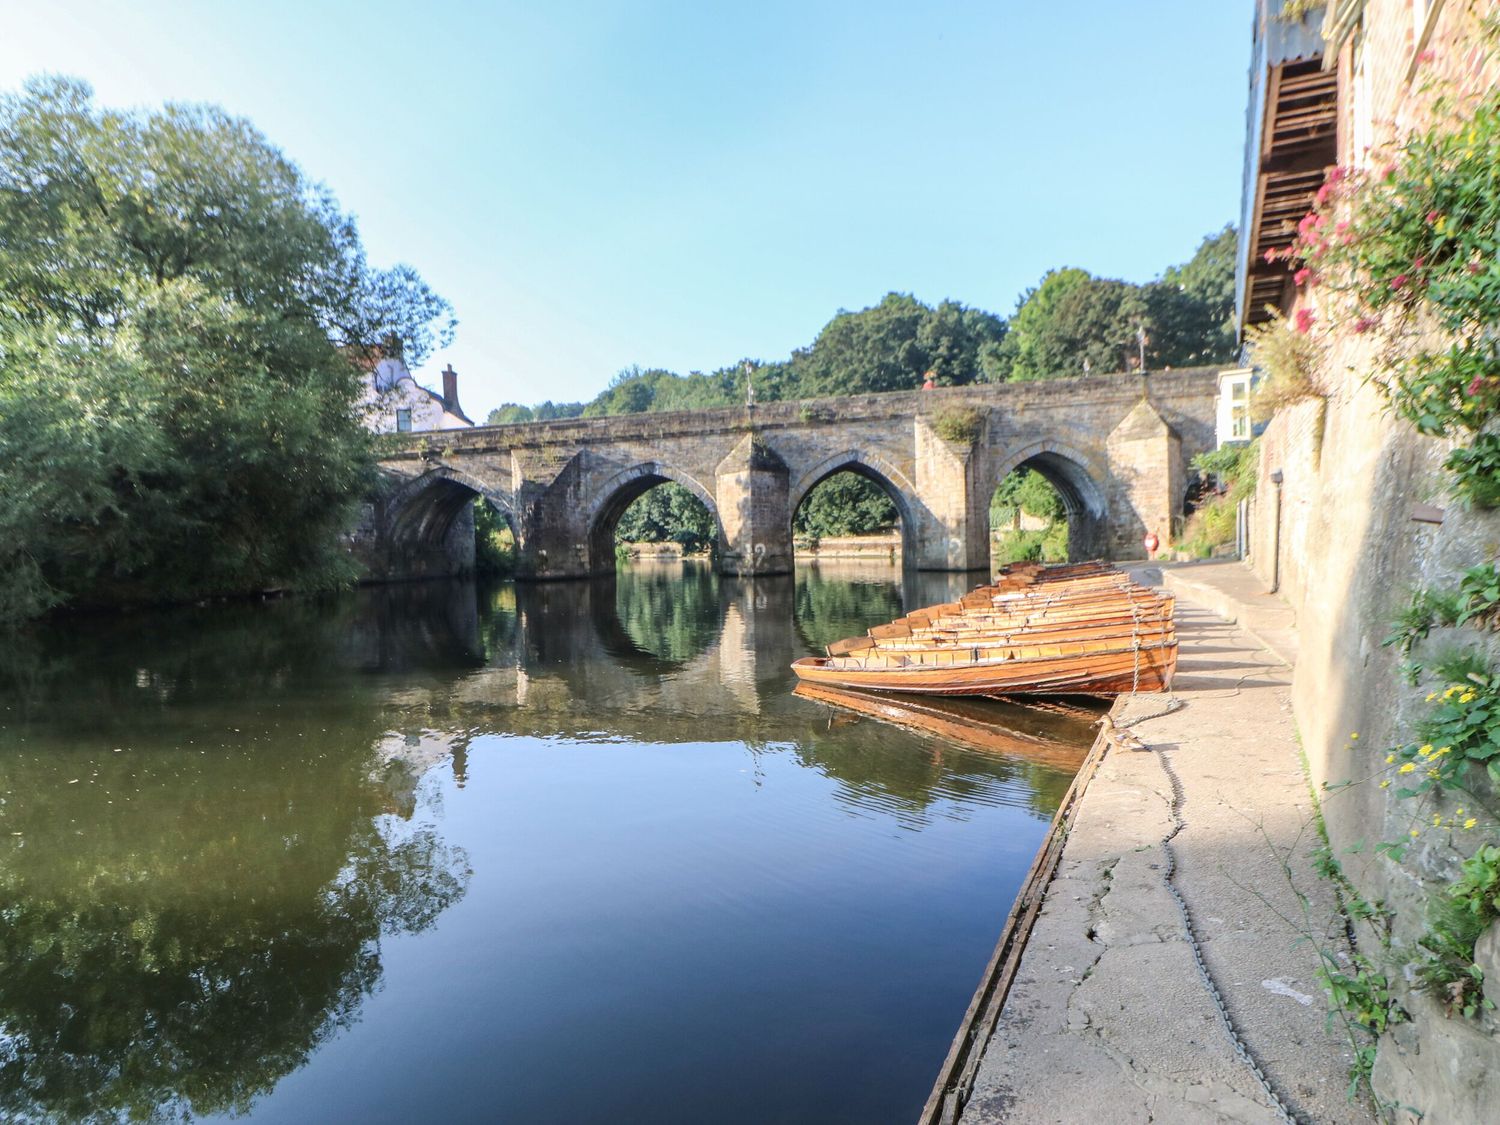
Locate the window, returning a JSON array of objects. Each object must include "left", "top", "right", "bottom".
[
  {"left": 396, "top": 408, "right": 413, "bottom": 433},
  {"left": 1231, "top": 380, "right": 1247, "bottom": 401},
  {"left": 1232, "top": 408, "right": 1249, "bottom": 440}
]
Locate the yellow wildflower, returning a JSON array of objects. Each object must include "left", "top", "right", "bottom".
[
  {"left": 1465, "top": 818, "right": 1478, "bottom": 830},
  {"left": 1461, "top": 691, "right": 1477, "bottom": 704},
  {"left": 1427, "top": 692, "right": 1439, "bottom": 701},
  {"left": 1387, "top": 753, "right": 1397, "bottom": 764},
  {"left": 1400, "top": 762, "right": 1417, "bottom": 773},
  {"left": 1434, "top": 814, "right": 1444, "bottom": 825},
  {"left": 1350, "top": 732, "right": 1360, "bottom": 740},
  {"left": 1419, "top": 744, "right": 1433, "bottom": 757},
  {"left": 1380, "top": 780, "right": 1392, "bottom": 789},
  {"left": 1429, "top": 768, "right": 1441, "bottom": 778},
  {"left": 1410, "top": 828, "right": 1421, "bottom": 837},
  {"left": 1437, "top": 746, "right": 1452, "bottom": 756}
]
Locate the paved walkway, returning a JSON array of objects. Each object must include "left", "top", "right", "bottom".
[{"left": 957, "top": 563, "right": 1373, "bottom": 1125}]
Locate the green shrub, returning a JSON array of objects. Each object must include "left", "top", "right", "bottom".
[
  {"left": 474, "top": 502, "right": 517, "bottom": 576},
  {"left": 1180, "top": 439, "right": 1259, "bottom": 556},
  {"left": 930, "top": 406, "right": 983, "bottom": 445}
]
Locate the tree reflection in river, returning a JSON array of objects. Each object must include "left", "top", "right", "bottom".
[
  {"left": 0, "top": 595, "right": 473, "bottom": 1122},
  {"left": 0, "top": 563, "right": 1091, "bottom": 1124}
]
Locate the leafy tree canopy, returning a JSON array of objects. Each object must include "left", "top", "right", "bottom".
[
  {"left": 789, "top": 292, "right": 1007, "bottom": 396},
  {"left": 486, "top": 400, "right": 585, "bottom": 425},
  {"left": 0, "top": 77, "right": 454, "bottom": 624},
  {"left": 993, "top": 228, "right": 1239, "bottom": 382},
  {"left": 496, "top": 232, "right": 1232, "bottom": 426},
  {"left": 793, "top": 472, "right": 900, "bottom": 538},
  {"left": 614, "top": 482, "right": 716, "bottom": 551}
]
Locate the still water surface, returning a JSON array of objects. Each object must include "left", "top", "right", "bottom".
[{"left": 0, "top": 563, "right": 1092, "bottom": 1124}]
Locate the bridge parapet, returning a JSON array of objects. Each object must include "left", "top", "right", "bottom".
[{"left": 363, "top": 367, "right": 1221, "bottom": 581}]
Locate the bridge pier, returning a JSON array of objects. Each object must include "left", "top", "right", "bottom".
[
  {"left": 715, "top": 434, "right": 794, "bottom": 577},
  {"left": 911, "top": 416, "right": 991, "bottom": 571}
]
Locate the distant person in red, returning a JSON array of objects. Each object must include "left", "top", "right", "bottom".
[{"left": 921, "top": 370, "right": 936, "bottom": 391}]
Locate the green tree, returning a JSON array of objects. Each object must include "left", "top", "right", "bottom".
[
  {"left": 1162, "top": 225, "right": 1237, "bottom": 335},
  {"left": 994, "top": 231, "right": 1239, "bottom": 383},
  {"left": 487, "top": 403, "right": 535, "bottom": 424},
  {"left": 793, "top": 472, "right": 900, "bottom": 538},
  {"left": 0, "top": 77, "right": 454, "bottom": 624},
  {"left": 533, "top": 400, "right": 586, "bottom": 421},
  {"left": 991, "top": 469, "right": 1065, "bottom": 525},
  {"left": 789, "top": 292, "right": 1006, "bottom": 395},
  {"left": 614, "top": 483, "right": 717, "bottom": 551},
  {"left": 996, "top": 269, "right": 1139, "bottom": 381},
  {"left": 485, "top": 401, "right": 585, "bottom": 425}
]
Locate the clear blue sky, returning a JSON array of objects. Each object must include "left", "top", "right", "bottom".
[{"left": 2, "top": 0, "right": 1252, "bottom": 417}]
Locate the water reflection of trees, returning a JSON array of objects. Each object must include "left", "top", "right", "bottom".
[
  {"left": 793, "top": 568, "right": 905, "bottom": 654},
  {"left": 0, "top": 568, "right": 1088, "bottom": 1119},
  {"left": 612, "top": 561, "right": 722, "bottom": 664},
  {"left": 0, "top": 602, "right": 471, "bottom": 1123}
]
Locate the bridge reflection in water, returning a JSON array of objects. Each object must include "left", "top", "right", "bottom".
[{"left": 0, "top": 562, "right": 1093, "bottom": 1125}]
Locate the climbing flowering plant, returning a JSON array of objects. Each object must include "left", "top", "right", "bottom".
[{"left": 1278, "top": 86, "right": 1500, "bottom": 502}]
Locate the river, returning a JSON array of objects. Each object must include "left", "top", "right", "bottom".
[{"left": 0, "top": 561, "right": 1093, "bottom": 1124}]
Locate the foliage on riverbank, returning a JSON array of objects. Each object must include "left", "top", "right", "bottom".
[
  {"left": 474, "top": 503, "right": 518, "bottom": 576},
  {"left": 1177, "top": 441, "right": 1258, "bottom": 558},
  {"left": 0, "top": 78, "right": 453, "bottom": 626},
  {"left": 990, "top": 470, "right": 1068, "bottom": 564}
]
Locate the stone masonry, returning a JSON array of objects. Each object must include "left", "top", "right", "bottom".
[{"left": 361, "top": 368, "right": 1219, "bottom": 581}]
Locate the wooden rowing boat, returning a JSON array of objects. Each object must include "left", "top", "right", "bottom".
[{"left": 792, "top": 561, "right": 1176, "bottom": 698}]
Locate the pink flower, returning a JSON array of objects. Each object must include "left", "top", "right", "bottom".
[
  {"left": 1392, "top": 274, "right": 1409, "bottom": 290},
  {"left": 1328, "top": 166, "right": 1348, "bottom": 184},
  {"left": 1414, "top": 256, "right": 1426, "bottom": 269},
  {"left": 1294, "top": 267, "right": 1314, "bottom": 286},
  {"left": 1427, "top": 210, "right": 1441, "bottom": 224},
  {"left": 1316, "top": 182, "right": 1334, "bottom": 205},
  {"left": 1353, "top": 317, "right": 1377, "bottom": 334},
  {"left": 1383, "top": 163, "right": 1399, "bottom": 180},
  {"left": 1468, "top": 375, "right": 1486, "bottom": 397},
  {"left": 1264, "top": 248, "right": 1278, "bottom": 264},
  {"left": 1336, "top": 220, "right": 1351, "bottom": 234},
  {"left": 1295, "top": 308, "right": 1316, "bottom": 333},
  {"left": 1418, "top": 49, "right": 1436, "bottom": 65},
  {"left": 1469, "top": 261, "right": 1483, "bottom": 275}
]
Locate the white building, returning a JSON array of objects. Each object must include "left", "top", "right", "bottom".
[
  {"left": 1215, "top": 367, "right": 1254, "bottom": 446},
  {"left": 361, "top": 354, "right": 475, "bottom": 433}
]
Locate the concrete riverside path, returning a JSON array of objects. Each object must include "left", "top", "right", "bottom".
[{"left": 954, "top": 561, "right": 1375, "bottom": 1125}]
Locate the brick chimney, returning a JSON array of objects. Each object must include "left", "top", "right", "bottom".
[{"left": 441, "top": 364, "right": 461, "bottom": 415}]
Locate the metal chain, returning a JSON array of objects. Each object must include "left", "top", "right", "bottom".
[
  {"left": 1150, "top": 733, "right": 1304, "bottom": 1125},
  {"left": 1130, "top": 596, "right": 1142, "bottom": 696},
  {"left": 1113, "top": 587, "right": 1300, "bottom": 1123}
]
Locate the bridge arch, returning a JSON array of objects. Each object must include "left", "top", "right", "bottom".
[
  {"left": 789, "top": 449, "right": 921, "bottom": 568},
  {"left": 990, "top": 440, "right": 1109, "bottom": 561},
  {"left": 584, "top": 462, "right": 726, "bottom": 576},
  {"left": 378, "top": 466, "right": 518, "bottom": 578}
]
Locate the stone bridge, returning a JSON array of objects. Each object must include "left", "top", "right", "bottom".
[{"left": 359, "top": 368, "right": 1220, "bottom": 580}]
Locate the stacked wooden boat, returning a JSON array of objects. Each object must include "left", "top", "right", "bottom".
[{"left": 790, "top": 561, "right": 1176, "bottom": 698}]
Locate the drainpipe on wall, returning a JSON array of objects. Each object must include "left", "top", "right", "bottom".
[{"left": 1268, "top": 469, "right": 1284, "bottom": 594}]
